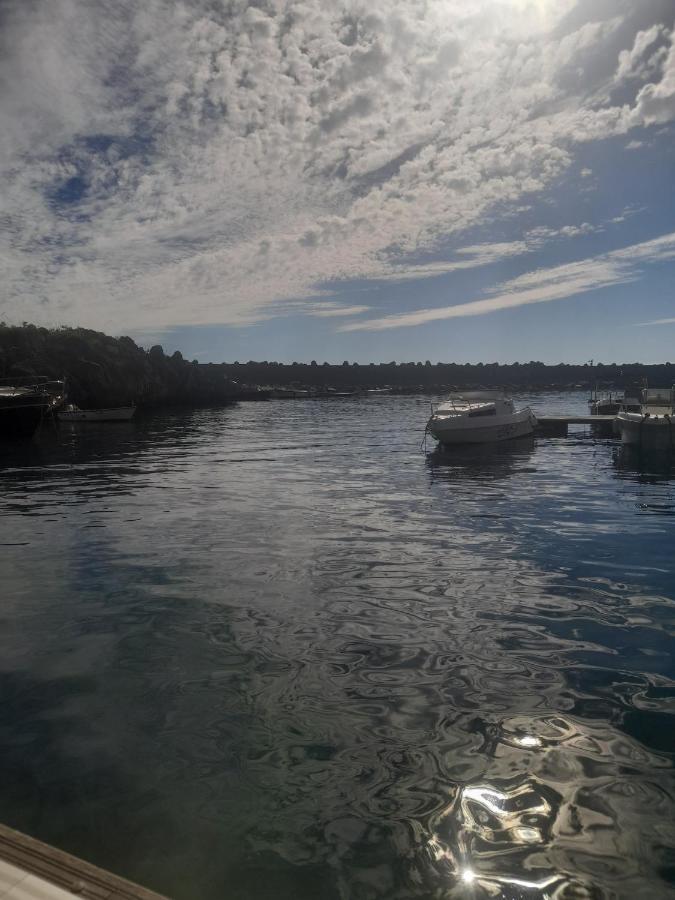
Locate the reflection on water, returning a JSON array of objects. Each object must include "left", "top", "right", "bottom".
[
  {"left": 427, "top": 436, "right": 536, "bottom": 484},
  {"left": 613, "top": 444, "right": 675, "bottom": 482},
  {"left": 0, "top": 394, "right": 674, "bottom": 899}
]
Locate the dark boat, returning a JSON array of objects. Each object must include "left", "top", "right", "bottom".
[{"left": 0, "top": 378, "right": 65, "bottom": 440}]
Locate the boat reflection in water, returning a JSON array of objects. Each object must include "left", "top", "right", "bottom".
[
  {"left": 426, "top": 435, "right": 536, "bottom": 484},
  {"left": 612, "top": 444, "right": 675, "bottom": 484}
]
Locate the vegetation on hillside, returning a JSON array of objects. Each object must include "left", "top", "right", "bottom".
[
  {"left": 221, "top": 358, "right": 674, "bottom": 392},
  {"left": 1, "top": 324, "right": 672, "bottom": 406},
  {"left": 0, "top": 324, "right": 237, "bottom": 407}
]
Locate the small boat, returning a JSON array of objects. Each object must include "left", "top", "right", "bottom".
[
  {"left": 267, "top": 387, "right": 309, "bottom": 399},
  {"left": 59, "top": 404, "right": 136, "bottom": 422},
  {"left": 426, "top": 391, "right": 537, "bottom": 445},
  {"left": 616, "top": 387, "right": 675, "bottom": 449},
  {"left": 588, "top": 383, "right": 642, "bottom": 416},
  {"left": 0, "top": 378, "right": 64, "bottom": 439}
]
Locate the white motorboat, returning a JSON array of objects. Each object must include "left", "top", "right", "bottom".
[
  {"left": 426, "top": 391, "right": 537, "bottom": 445},
  {"left": 59, "top": 404, "right": 136, "bottom": 422},
  {"left": 616, "top": 387, "right": 675, "bottom": 449}
]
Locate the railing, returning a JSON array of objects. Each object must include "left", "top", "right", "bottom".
[
  {"left": 641, "top": 386, "right": 675, "bottom": 407},
  {"left": 0, "top": 376, "right": 64, "bottom": 395},
  {"left": 430, "top": 392, "right": 504, "bottom": 415}
]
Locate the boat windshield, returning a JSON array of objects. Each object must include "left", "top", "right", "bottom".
[
  {"left": 454, "top": 390, "right": 506, "bottom": 401},
  {"left": 468, "top": 406, "right": 497, "bottom": 417}
]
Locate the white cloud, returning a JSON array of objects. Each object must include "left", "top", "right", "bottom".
[
  {"left": 628, "top": 29, "right": 675, "bottom": 126},
  {"left": 636, "top": 317, "right": 675, "bottom": 326},
  {"left": 339, "top": 231, "right": 675, "bottom": 331},
  {"left": 304, "top": 303, "right": 370, "bottom": 318},
  {"left": 614, "top": 24, "right": 666, "bottom": 83},
  {"left": 363, "top": 215, "right": 626, "bottom": 287},
  {"left": 0, "top": 1, "right": 673, "bottom": 332}
]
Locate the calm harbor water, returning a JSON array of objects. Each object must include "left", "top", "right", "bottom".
[{"left": 1, "top": 392, "right": 674, "bottom": 900}]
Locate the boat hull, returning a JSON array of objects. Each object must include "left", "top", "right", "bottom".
[
  {"left": 0, "top": 404, "right": 47, "bottom": 439},
  {"left": 0, "top": 379, "right": 64, "bottom": 440},
  {"left": 59, "top": 406, "right": 136, "bottom": 422},
  {"left": 428, "top": 408, "right": 537, "bottom": 445},
  {"left": 616, "top": 413, "right": 675, "bottom": 449}
]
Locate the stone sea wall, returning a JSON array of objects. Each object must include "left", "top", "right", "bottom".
[{"left": 221, "top": 359, "right": 675, "bottom": 392}]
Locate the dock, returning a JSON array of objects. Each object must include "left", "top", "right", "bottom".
[
  {"left": 536, "top": 415, "right": 616, "bottom": 436},
  {"left": 0, "top": 822, "right": 167, "bottom": 900}
]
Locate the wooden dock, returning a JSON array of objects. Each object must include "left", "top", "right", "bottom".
[
  {"left": 536, "top": 415, "right": 616, "bottom": 436},
  {"left": 0, "top": 822, "right": 168, "bottom": 899}
]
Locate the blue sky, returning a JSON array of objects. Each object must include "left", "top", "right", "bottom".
[{"left": 1, "top": 0, "right": 674, "bottom": 363}]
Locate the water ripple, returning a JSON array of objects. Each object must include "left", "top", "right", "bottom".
[{"left": 0, "top": 393, "right": 674, "bottom": 899}]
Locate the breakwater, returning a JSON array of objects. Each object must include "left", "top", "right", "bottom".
[
  {"left": 2, "top": 324, "right": 673, "bottom": 407},
  {"left": 221, "top": 359, "right": 673, "bottom": 392}
]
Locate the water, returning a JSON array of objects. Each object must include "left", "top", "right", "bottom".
[{"left": 1, "top": 392, "right": 674, "bottom": 900}]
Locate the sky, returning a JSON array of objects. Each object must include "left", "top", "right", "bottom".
[{"left": 0, "top": 0, "right": 674, "bottom": 364}]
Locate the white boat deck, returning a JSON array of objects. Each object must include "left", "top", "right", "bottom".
[
  {"left": 0, "top": 823, "right": 166, "bottom": 900},
  {"left": 0, "top": 860, "right": 79, "bottom": 899}
]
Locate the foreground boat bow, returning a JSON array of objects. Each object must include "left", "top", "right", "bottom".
[{"left": 0, "top": 378, "right": 64, "bottom": 439}]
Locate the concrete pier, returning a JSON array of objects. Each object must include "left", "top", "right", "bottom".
[{"left": 536, "top": 415, "right": 616, "bottom": 436}]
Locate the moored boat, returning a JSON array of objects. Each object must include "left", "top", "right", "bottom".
[
  {"left": 588, "top": 383, "right": 643, "bottom": 416},
  {"left": 426, "top": 391, "right": 537, "bottom": 445},
  {"left": 267, "top": 387, "right": 309, "bottom": 399},
  {"left": 616, "top": 387, "right": 675, "bottom": 449},
  {"left": 0, "top": 378, "right": 64, "bottom": 439},
  {"left": 59, "top": 403, "right": 136, "bottom": 422}
]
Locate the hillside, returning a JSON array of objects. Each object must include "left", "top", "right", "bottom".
[
  {"left": 0, "top": 324, "right": 239, "bottom": 408},
  {"left": 1, "top": 324, "right": 672, "bottom": 406}
]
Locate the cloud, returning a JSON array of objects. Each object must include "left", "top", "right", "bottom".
[
  {"left": 339, "top": 231, "right": 675, "bottom": 331},
  {"left": 625, "top": 27, "right": 675, "bottom": 125},
  {"left": 355, "top": 215, "right": 628, "bottom": 287},
  {"left": 0, "top": 1, "right": 673, "bottom": 332},
  {"left": 636, "top": 317, "right": 675, "bottom": 326},
  {"left": 304, "top": 303, "right": 371, "bottom": 318},
  {"left": 614, "top": 24, "right": 667, "bottom": 83}
]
